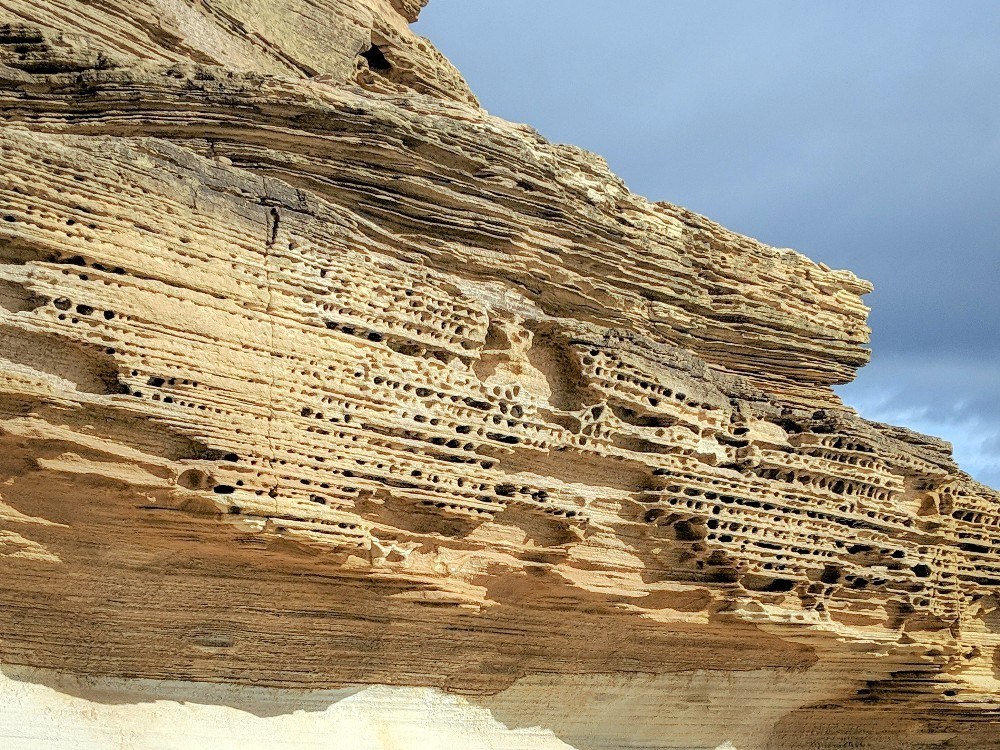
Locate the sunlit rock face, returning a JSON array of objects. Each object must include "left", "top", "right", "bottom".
[{"left": 1, "top": 2, "right": 999, "bottom": 748}]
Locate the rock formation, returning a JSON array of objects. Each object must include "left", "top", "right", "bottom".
[{"left": 0, "top": 2, "right": 998, "bottom": 748}]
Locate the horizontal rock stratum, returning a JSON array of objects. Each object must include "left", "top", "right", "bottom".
[{"left": 0, "top": 2, "right": 998, "bottom": 748}]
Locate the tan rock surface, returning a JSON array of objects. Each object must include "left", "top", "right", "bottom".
[{"left": 0, "top": 2, "right": 998, "bottom": 748}]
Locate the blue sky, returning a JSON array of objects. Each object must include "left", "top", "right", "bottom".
[{"left": 415, "top": 1, "right": 999, "bottom": 488}]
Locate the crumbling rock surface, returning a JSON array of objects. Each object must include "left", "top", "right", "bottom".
[{"left": 0, "top": 2, "right": 998, "bottom": 748}]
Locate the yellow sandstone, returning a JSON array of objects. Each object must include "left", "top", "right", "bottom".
[{"left": 0, "top": 2, "right": 997, "bottom": 748}]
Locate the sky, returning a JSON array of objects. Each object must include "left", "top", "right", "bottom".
[{"left": 415, "top": 0, "right": 999, "bottom": 488}]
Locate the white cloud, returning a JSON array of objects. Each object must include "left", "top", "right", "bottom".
[{"left": 838, "top": 354, "right": 1000, "bottom": 488}]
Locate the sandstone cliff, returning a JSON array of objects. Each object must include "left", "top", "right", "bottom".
[{"left": 0, "top": 2, "right": 998, "bottom": 748}]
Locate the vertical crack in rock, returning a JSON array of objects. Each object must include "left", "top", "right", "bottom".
[{"left": 263, "top": 202, "right": 281, "bottom": 505}]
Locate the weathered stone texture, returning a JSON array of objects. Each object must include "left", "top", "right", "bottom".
[{"left": 0, "top": 2, "right": 998, "bottom": 748}]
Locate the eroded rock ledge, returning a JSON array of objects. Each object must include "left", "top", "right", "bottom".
[{"left": 0, "top": 2, "right": 998, "bottom": 748}]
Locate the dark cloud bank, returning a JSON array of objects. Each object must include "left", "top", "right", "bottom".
[{"left": 416, "top": 0, "right": 999, "bottom": 487}]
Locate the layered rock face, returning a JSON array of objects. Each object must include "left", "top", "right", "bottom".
[{"left": 0, "top": 2, "right": 998, "bottom": 748}]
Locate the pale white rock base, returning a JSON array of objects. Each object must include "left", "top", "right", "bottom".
[
  {"left": 0, "top": 665, "right": 842, "bottom": 749},
  {"left": 0, "top": 669, "right": 570, "bottom": 750}
]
